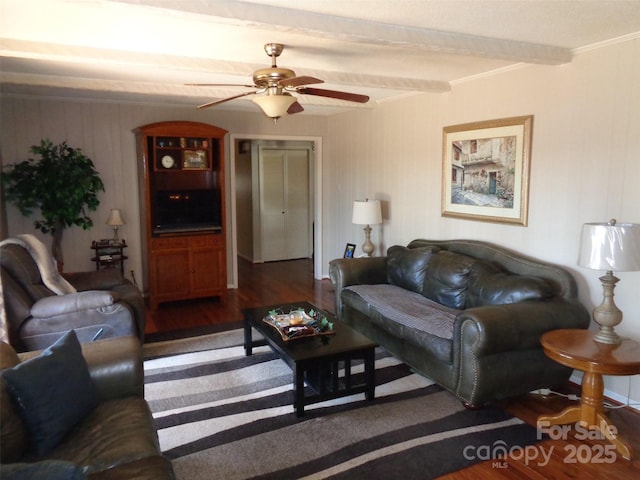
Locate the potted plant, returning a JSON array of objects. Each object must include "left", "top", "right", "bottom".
[{"left": 1, "top": 139, "right": 104, "bottom": 271}]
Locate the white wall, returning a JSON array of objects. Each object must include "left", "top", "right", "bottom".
[
  {"left": 1, "top": 37, "right": 638, "bottom": 405},
  {"left": 324, "top": 38, "right": 640, "bottom": 407}
]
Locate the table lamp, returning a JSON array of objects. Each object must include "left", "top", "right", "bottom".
[
  {"left": 106, "top": 209, "right": 125, "bottom": 245},
  {"left": 577, "top": 219, "right": 640, "bottom": 344},
  {"left": 352, "top": 199, "right": 382, "bottom": 257}
]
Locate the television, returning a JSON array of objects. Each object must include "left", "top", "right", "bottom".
[{"left": 153, "top": 189, "right": 221, "bottom": 234}]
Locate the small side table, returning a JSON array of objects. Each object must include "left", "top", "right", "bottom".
[
  {"left": 538, "top": 329, "right": 640, "bottom": 460},
  {"left": 90, "top": 241, "right": 128, "bottom": 275}
]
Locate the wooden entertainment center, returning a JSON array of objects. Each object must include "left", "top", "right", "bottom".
[{"left": 134, "top": 121, "right": 228, "bottom": 310}]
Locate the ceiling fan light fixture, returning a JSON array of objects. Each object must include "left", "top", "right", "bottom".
[
  {"left": 190, "top": 43, "right": 366, "bottom": 114},
  {"left": 252, "top": 93, "right": 297, "bottom": 121}
]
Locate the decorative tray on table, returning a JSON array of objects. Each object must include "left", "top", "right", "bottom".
[{"left": 262, "top": 308, "right": 335, "bottom": 342}]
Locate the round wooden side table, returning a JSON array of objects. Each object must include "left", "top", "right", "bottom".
[{"left": 537, "top": 329, "right": 640, "bottom": 460}]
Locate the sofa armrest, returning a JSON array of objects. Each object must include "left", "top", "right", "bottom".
[
  {"left": 454, "top": 299, "right": 590, "bottom": 357},
  {"left": 66, "top": 269, "right": 126, "bottom": 291},
  {"left": 31, "top": 291, "right": 120, "bottom": 318},
  {"left": 17, "top": 336, "right": 143, "bottom": 401},
  {"left": 81, "top": 336, "right": 144, "bottom": 400},
  {"left": 329, "top": 257, "right": 388, "bottom": 288},
  {"left": 329, "top": 257, "right": 388, "bottom": 314},
  {"left": 21, "top": 295, "right": 137, "bottom": 351}
]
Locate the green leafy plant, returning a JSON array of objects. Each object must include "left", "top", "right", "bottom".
[{"left": 2, "top": 139, "right": 105, "bottom": 270}]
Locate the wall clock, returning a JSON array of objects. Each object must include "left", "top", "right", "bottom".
[{"left": 161, "top": 155, "right": 175, "bottom": 169}]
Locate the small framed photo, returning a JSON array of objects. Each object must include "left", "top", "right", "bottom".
[
  {"left": 182, "top": 150, "right": 208, "bottom": 170},
  {"left": 344, "top": 243, "right": 356, "bottom": 258}
]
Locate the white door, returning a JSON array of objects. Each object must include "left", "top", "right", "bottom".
[{"left": 259, "top": 148, "right": 310, "bottom": 261}]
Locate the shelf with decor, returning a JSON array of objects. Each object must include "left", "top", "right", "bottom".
[{"left": 90, "top": 240, "right": 128, "bottom": 275}]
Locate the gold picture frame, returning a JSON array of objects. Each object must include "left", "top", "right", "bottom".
[
  {"left": 441, "top": 115, "right": 533, "bottom": 226},
  {"left": 182, "top": 150, "right": 208, "bottom": 170}
]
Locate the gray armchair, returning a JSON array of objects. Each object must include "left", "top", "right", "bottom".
[{"left": 0, "top": 235, "right": 145, "bottom": 352}]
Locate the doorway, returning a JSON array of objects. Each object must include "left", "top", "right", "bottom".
[
  {"left": 489, "top": 172, "right": 497, "bottom": 194},
  {"left": 229, "top": 134, "right": 323, "bottom": 288}
]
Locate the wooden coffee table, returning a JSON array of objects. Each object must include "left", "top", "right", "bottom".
[{"left": 243, "top": 302, "right": 377, "bottom": 417}]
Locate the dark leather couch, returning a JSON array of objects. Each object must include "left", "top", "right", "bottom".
[
  {"left": 0, "top": 336, "right": 175, "bottom": 479},
  {"left": 329, "top": 239, "right": 590, "bottom": 407},
  {"left": 1, "top": 238, "right": 145, "bottom": 352}
]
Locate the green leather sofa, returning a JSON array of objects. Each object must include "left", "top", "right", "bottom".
[
  {"left": 0, "top": 335, "right": 175, "bottom": 479},
  {"left": 329, "top": 239, "right": 590, "bottom": 407}
]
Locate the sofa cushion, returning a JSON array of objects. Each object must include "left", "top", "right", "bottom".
[
  {"left": 467, "top": 272, "right": 555, "bottom": 308},
  {"left": 0, "top": 243, "right": 54, "bottom": 302},
  {"left": 2, "top": 330, "right": 98, "bottom": 456},
  {"left": 344, "top": 284, "right": 459, "bottom": 363},
  {"left": 1, "top": 460, "right": 86, "bottom": 480},
  {"left": 48, "top": 397, "right": 162, "bottom": 475},
  {"left": 345, "top": 284, "right": 459, "bottom": 339},
  {"left": 387, "top": 245, "right": 439, "bottom": 293},
  {"left": 422, "top": 251, "right": 477, "bottom": 309}
]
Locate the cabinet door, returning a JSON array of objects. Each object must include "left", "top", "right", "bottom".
[
  {"left": 151, "top": 249, "right": 190, "bottom": 302},
  {"left": 191, "top": 246, "right": 225, "bottom": 296}
]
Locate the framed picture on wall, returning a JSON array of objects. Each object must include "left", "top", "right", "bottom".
[
  {"left": 441, "top": 115, "right": 533, "bottom": 226},
  {"left": 343, "top": 243, "right": 356, "bottom": 258}
]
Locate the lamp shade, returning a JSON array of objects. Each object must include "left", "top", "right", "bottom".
[
  {"left": 578, "top": 220, "right": 640, "bottom": 271},
  {"left": 252, "top": 93, "right": 296, "bottom": 119},
  {"left": 106, "top": 209, "right": 125, "bottom": 226},
  {"left": 352, "top": 200, "right": 382, "bottom": 225}
]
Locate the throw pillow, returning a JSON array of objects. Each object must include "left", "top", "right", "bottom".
[
  {"left": 422, "top": 250, "right": 476, "bottom": 309},
  {"left": 1, "top": 460, "right": 86, "bottom": 480},
  {"left": 470, "top": 273, "right": 555, "bottom": 306},
  {"left": 387, "top": 245, "right": 439, "bottom": 293},
  {"left": 2, "top": 330, "right": 98, "bottom": 456}
]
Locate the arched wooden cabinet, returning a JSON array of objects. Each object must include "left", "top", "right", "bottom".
[{"left": 134, "top": 121, "right": 228, "bottom": 310}]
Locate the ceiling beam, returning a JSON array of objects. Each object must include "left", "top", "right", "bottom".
[
  {"left": 117, "top": 0, "right": 573, "bottom": 65},
  {"left": 0, "top": 39, "right": 450, "bottom": 92}
]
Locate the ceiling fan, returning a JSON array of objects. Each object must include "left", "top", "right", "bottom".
[{"left": 187, "top": 43, "right": 369, "bottom": 121}]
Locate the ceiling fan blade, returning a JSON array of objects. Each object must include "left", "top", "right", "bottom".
[
  {"left": 296, "top": 87, "right": 369, "bottom": 103},
  {"left": 197, "top": 91, "right": 257, "bottom": 109},
  {"left": 287, "top": 101, "right": 304, "bottom": 114},
  {"left": 187, "top": 83, "right": 257, "bottom": 88},
  {"left": 279, "top": 76, "right": 324, "bottom": 88}
]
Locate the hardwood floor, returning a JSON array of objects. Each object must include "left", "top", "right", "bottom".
[{"left": 145, "top": 257, "right": 640, "bottom": 479}]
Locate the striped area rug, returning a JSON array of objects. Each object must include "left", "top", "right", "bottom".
[{"left": 143, "top": 328, "right": 540, "bottom": 480}]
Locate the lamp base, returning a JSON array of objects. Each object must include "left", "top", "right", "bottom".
[
  {"left": 361, "top": 225, "right": 374, "bottom": 257},
  {"left": 592, "top": 271, "right": 623, "bottom": 345},
  {"left": 593, "top": 328, "right": 621, "bottom": 345},
  {"left": 112, "top": 226, "right": 120, "bottom": 245}
]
